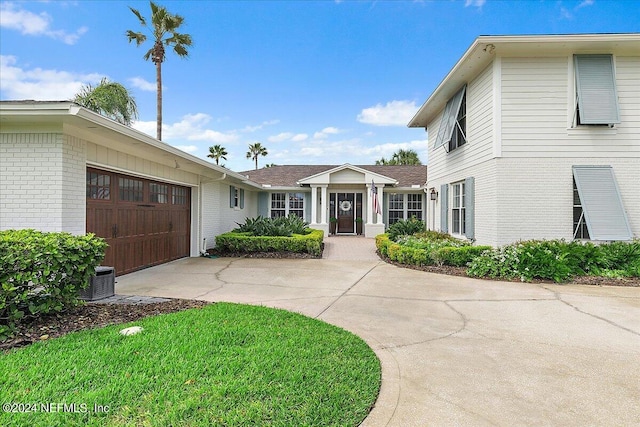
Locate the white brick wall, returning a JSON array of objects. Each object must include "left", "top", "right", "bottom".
[{"left": 1, "top": 132, "right": 85, "bottom": 234}]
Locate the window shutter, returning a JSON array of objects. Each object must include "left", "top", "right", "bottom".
[
  {"left": 440, "top": 184, "right": 448, "bottom": 233},
  {"left": 383, "top": 192, "right": 389, "bottom": 227},
  {"left": 239, "top": 189, "right": 245, "bottom": 209},
  {"left": 574, "top": 55, "right": 620, "bottom": 125},
  {"left": 257, "top": 192, "right": 269, "bottom": 217},
  {"left": 434, "top": 85, "right": 467, "bottom": 149},
  {"left": 304, "top": 193, "right": 311, "bottom": 221},
  {"left": 229, "top": 186, "right": 235, "bottom": 208},
  {"left": 464, "top": 177, "right": 475, "bottom": 240},
  {"left": 572, "top": 166, "right": 632, "bottom": 240}
]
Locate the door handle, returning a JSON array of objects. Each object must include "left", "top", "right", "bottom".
[{"left": 112, "top": 224, "right": 118, "bottom": 238}]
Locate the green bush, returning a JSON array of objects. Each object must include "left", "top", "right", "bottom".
[
  {"left": 234, "top": 215, "right": 311, "bottom": 237},
  {"left": 387, "top": 217, "right": 426, "bottom": 241},
  {"left": 0, "top": 229, "right": 107, "bottom": 340},
  {"left": 433, "top": 245, "right": 492, "bottom": 267},
  {"left": 376, "top": 233, "right": 487, "bottom": 267},
  {"left": 215, "top": 229, "right": 324, "bottom": 257}
]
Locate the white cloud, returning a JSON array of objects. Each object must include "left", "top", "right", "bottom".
[
  {"left": 241, "top": 119, "right": 280, "bottom": 133},
  {"left": 173, "top": 145, "right": 198, "bottom": 153},
  {"left": 132, "top": 113, "right": 239, "bottom": 144},
  {"left": 357, "top": 100, "right": 418, "bottom": 126},
  {"left": 0, "top": 55, "right": 102, "bottom": 100},
  {"left": 0, "top": 2, "right": 87, "bottom": 45},
  {"left": 577, "top": 0, "right": 595, "bottom": 9},
  {"left": 128, "top": 77, "right": 156, "bottom": 92},
  {"left": 291, "top": 133, "right": 308, "bottom": 142},
  {"left": 464, "top": 0, "right": 486, "bottom": 7},
  {"left": 268, "top": 132, "right": 294, "bottom": 143},
  {"left": 313, "top": 126, "right": 343, "bottom": 139}
]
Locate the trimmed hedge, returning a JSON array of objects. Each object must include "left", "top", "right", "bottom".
[
  {"left": 0, "top": 229, "right": 107, "bottom": 340},
  {"left": 215, "top": 229, "right": 324, "bottom": 257}
]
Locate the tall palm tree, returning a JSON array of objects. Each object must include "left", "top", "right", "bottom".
[
  {"left": 126, "top": 1, "right": 193, "bottom": 141},
  {"left": 246, "top": 142, "right": 268, "bottom": 170},
  {"left": 207, "top": 144, "right": 228, "bottom": 165},
  {"left": 73, "top": 78, "right": 138, "bottom": 125},
  {"left": 375, "top": 149, "right": 422, "bottom": 165}
]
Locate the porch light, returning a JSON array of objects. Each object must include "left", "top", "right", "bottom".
[{"left": 430, "top": 188, "right": 438, "bottom": 201}]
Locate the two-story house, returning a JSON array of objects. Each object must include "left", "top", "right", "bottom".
[{"left": 409, "top": 33, "right": 640, "bottom": 247}]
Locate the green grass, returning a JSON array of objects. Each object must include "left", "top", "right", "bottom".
[{"left": 0, "top": 303, "right": 381, "bottom": 426}]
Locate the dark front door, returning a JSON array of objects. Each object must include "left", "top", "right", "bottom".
[{"left": 337, "top": 193, "right": 355, "bottom": 234}]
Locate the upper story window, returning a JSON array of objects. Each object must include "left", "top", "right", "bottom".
[
  {"left": 434, "top": 85, "right": 467, "bottom": 153},
  {"left": 574, "top": 55, "right": 620, "bottom": 127}
]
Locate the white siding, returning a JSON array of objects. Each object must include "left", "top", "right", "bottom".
[
  {"left": 427, "top": 63, "right": 495, "bottom": 182},
  {"left": 501, "top": 55, "right": 640, "bottom": 157},
  {"left": 0, "top": 132, "right": 85, "bottom": 235}
]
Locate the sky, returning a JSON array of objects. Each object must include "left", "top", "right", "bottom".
[{"left": 1, "top": 0, "right": 639, "bottom": 172}]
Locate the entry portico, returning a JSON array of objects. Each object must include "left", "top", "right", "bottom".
[{"left": 242, "top": 164, "right": 427, "bottom": 238}]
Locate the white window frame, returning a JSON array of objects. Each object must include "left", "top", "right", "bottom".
[
  {"left": 387, "top": 193, "right": 424, "bottom": 225},
  {"left": 450, "top": 182, "right": 466, "bottom": 236},
  {"left": 407, "top": 193, "right": 423, "bottom": 221},
  {"left": 270, "top": 192, "right": 305, "bottom": 219}
]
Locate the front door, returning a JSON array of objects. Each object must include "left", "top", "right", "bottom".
[{"left": 336, "top": 193, "right": 355, "bottom": 234}]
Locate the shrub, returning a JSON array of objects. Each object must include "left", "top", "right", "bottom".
[
  {"left": 387, "top": 217, "right": 426, "bottom": 241},
  {"left": 215, "top": 229, "right": 324, "bottom": 257},
  {"left": 433, "top": 245, "right": 492, "bottom": 267},
  {"left": 0, "top": 229, "right": 107, "bottom": 340},
  {"left": 235, "top": 215, "right": 311, "bottom": 237}
]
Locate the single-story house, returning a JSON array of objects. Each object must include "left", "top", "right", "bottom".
[
  {"left": 408, "top": 33, "right": 639, "bottom": 247},
  {"left": 0, "top": 101, "right": 427, "bottom": 275}
]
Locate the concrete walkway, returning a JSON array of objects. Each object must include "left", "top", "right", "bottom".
[{"left": 115, "top": 237, "right": 640, "bottom": 426}]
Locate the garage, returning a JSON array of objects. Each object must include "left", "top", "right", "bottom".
[{"left": 86, "top": 168, "right": 191, "bottom": 275}]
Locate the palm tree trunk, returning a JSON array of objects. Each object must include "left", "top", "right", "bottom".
[
  {"left": 254, "top": 156, "right": 258, "bottom": 170},
  {"left": 156, "top": 60, "right": 162, "bottom": 141}
]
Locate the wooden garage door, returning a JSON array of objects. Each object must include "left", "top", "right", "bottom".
[{"left": 86, "top": 168, "right": 191, "bottom": 275}]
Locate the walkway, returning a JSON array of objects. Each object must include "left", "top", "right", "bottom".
[
  {"left": 322, "top": 235, "right": 380, "bottom": 261},
  {"left": 114, "top": 238, "right": 640, "bottom": 426}
]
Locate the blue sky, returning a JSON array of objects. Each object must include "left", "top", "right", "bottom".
[{"left": 1, "top": 0, "right": 638, "bottom": 171}]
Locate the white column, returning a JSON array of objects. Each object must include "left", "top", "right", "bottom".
[
  {"left": 376, "top": 185, "right": 384, "bottom": 225},
  {"left": 320, "top": 185, "right": 328, "bottom": 224},
  {"left": 310, "top": 186, "right": 318, "bottom": 225},
  {"left": 366, "top": 184, "right": 373, "bottom": 225}
]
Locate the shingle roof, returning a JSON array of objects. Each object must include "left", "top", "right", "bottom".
[{"left": 240, "top": 165, "right": 427, "bottom": 188}]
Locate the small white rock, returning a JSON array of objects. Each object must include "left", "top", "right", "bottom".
[{"left": 119, "top": 326, "right": 144, "bottom": 336}]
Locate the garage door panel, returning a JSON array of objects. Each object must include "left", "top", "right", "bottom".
[{"left": 87, "top": 168, "right": 191, "bottom": 276}]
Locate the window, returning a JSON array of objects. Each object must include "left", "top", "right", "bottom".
[
  {"left": 150, "top": 183, "right": 168, "bottom": 204},
  {"left": 271, "top": 192, "right": 304, "bottom": 218},
  {"left": 407, "top": 194, "right": 423, "bottom": 220},
  {"left": 574, "top": 55, "right": 620, "bottom": 126},
  {"left": 119, "top": 177, "right": 143, "bottom": 202},
  {"left": 271, "top": 193, "right": 286, "bottom": 218},
  {"left": 388, "top": 194, "right": 404, "bottom": 225},
  {"left": 229, "top": 186, "right": 244, "bottom": 209},
  {"left": 434, "top": 85, "right": 467, "bottom": 152},
  {"left": 573, "top": 178, "right": 590, "bottom": 239},
  {"left": 86, "top": 171, "right": 110, "bottom": 200},
  {"left": 172, "top": 187, "right": 188, "bottom": 205},
  {"left": 451, "top": 182, "right": 465, "bottom": 235},
  {"left": 572, "top": 166, "right": 632, "bottom": 241}
]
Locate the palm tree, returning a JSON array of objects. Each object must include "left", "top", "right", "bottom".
[
  {"left": 246, "top": 142, "right": 268, "bottom": 170},
  {"left": 207, "top": 144, "right": 228, "bottom": 165},
  {"left": 73, "top": 78, "right": 138, "bottom": 125},
  {"left": 126, "top": 1, "right": 193, "bottom": 140},
  {"left": 376, "top": 149, "right": 422, "bottom": 165}
]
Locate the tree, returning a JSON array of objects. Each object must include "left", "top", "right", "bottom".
[
  {"left": 73, "top": 78, "right": 138, "bottom": 126},
  {"left": 207, "top": 145, "right": 228, "bottom": 165},
  {"left": 126, "top": 1, "right": 193, "bottom": 140},
  {"left": 375, "top": 149, "right": 422, "bottom": 165},
  {"left": 246, "top": 142, "right": 268, "bottom": 170}
]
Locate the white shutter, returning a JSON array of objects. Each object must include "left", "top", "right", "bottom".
[
  {"left": 574, "top": 55, "right": 620, "bottom": 125},
  {"left": 434, "top": 85, "right": 466, "bottom": 149},
  {"left": 572, "top": 166, "right": 632, "bottom": 241}
]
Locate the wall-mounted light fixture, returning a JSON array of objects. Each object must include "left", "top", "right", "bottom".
[{"left": 430, "top": 188, "right": 438, "bottom": 201}]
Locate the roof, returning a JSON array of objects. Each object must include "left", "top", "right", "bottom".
[
  {"left": 241, "top": 164, "right": 427, "bottom": 188},
  {"left": 408, "top": 33, "right": 640, "bottom": 128}
]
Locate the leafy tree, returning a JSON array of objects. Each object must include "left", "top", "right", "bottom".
[
  {"left": 376, "top": 149, "right": 423, "bottom": 165},
  {"left": 246, "top": 142, "right": 268, "bottom": 170},
  {"left": 73, "top": 78, "right": 138, "bottom": 125},
  {"left": 126, "top": 1, "right": 193, "bottom": 140},
  {"left": 207, "top": 144, "right": 228, "bottom": 165}
]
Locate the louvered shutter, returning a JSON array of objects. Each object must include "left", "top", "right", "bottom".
[
  {"left": 464, "top": 177, "right": 475, "bottom": 240},
  {"left": 229, "top": 186, "right": 235, "bottom": 208},
  {"left": 572, "top": 166, "right": 632, "bottom": 241},
  {"left": 239, "top": 189, "right": 245, "bottom": 209},
  {"left": 574, "top": 55, "right": 620, "bottom": 125},
  {"left": 440, "top": 184, "right": 449, "bottom": 233},
  {"left": 434, "top": 85, "right": 467, "bottom": 149}
]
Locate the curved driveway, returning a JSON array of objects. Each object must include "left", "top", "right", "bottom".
[{"left": 116, "top": 238, "right": 640, "bottom": 426}]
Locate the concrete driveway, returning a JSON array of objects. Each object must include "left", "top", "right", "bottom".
[{"left": 115, "top": 243, "right": 640, "bottom": 426}]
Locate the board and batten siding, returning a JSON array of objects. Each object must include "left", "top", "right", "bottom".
[
  {"left": 500, "top": 55, "right": 640, "bottom": 158},
  {"left": 427, "top": 62, "right": 495, "bottom": 182},
  {"left": 0, "top": 132, "right": 86, "bottom": 235}
]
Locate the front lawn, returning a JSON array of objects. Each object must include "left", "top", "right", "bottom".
[{"left": 0, "top": 303, "right": 381, "bottom": 427}]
